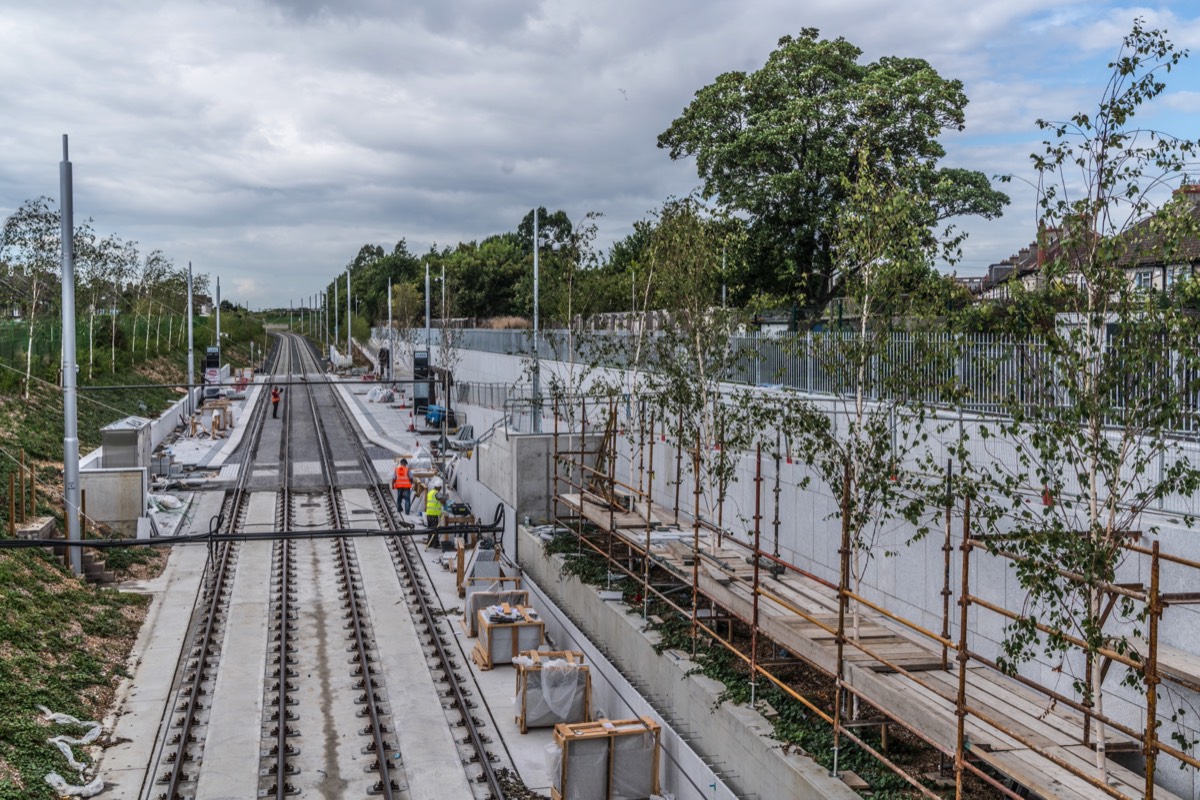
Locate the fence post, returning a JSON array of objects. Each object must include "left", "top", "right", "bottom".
[
  {"left": 806, "top": 329, "right": 814, "bottom": 393},
  {"left": 20, "top": 448, "right": 26, "bottom": 522}
]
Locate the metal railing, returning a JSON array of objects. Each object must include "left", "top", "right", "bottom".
[{"left": 436, "top": 328, "right": 1200, "bottom": 432}]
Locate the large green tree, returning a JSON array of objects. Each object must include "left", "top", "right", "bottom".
[{"left": 657, "top": 29, "right": 1008, "bottom": 315}]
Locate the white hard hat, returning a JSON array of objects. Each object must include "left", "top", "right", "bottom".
[{"left": 431, "top": 478, "right": 443, "bottom": 488}]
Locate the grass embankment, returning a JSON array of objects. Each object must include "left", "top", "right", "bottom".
[
  {"left": 0, "top": 548, "right": 162, "bottom": 800},
  {"left": 0, "top": 322, "right": 263, "bottom": 797}
]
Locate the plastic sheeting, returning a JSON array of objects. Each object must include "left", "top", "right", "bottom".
[
  {"left": 44, "top": 773, "right": 104, "bottom": 797},
  {"left": 515, "top": 658, "right": 589, "bottom": 729},
  {"left": 147, "top": 494, "right": 184, "bottom": 512},
  {"left": 549, "top": 737, "right": 610, "bottom": 800},
  {"left": 610, "top": 731, "right": 657, "bottom": 800},
  {"left": 366, "top": 386, "right": 394, "bottom": 403},
  {"left": 39, "top": 706, "right": 104, "bottom": 797}
]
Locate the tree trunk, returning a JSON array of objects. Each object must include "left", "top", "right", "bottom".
[
  {"left": 1091, "top": 586, "right": 1108, "bottom": 778},
  {"left": 23, "top": 287, "right": 38, "bottom": 400}
]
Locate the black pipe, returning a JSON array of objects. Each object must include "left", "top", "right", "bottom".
[{"left": 0, "top": 506, "right": 505, "bottom": 549}]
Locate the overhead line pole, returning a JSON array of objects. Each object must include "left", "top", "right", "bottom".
[
  {"left": 533, "top": 207, "right": 541, "bottom": 433},
  {"left": 59, "top": 134, "right": 82, "bottom": 576},
  {"left": 187, "top": 262, "right": 194, "bottom": 417}
]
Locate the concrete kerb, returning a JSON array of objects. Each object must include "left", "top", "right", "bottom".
[{"left": 517, "top": 525, "right": 859, "bottom": 800}]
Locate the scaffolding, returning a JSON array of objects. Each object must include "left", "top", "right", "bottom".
[{"left": 549, "top": 395, "right": 1200, "bottom": 800}]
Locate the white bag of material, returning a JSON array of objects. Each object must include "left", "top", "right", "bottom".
[
  {"left": 148, "top": 494, "right": 184, "bottom": 512},
  {"left": 367, "top": 386, "right": 394, "bottom": 403}
]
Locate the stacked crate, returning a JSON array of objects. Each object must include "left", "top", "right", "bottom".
[
  {"left": 514, "top": 651, "right": 591, "bottom": 733},
  {"left": 548, "top": 717, "right": 661, "bottom": 800}
]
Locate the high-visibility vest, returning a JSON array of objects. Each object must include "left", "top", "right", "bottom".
[
  {"left": 271, "top": 390, "right": 280, "bottom": 404},
  {"left": 393, "top": 465, "right": 411, "bottom": 490},
  {"left": 425, "top": 488, "right": 442, "bottom": 517}
]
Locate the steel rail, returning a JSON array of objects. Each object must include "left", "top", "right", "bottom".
[
  {"left": 292, "top": 332, "right": 399, "bottom": 799},
  {"left": 334, "top": 535, "right": 398, "bottom": 798},
  {"left": 268, "top": 333, "right": 298, "bottom": 798},
  {"left": 153, "top": 332, "right": 292, "bottom": 798},
  {"left": 319, "top": 344, "right": 505, "bottom": 799}
]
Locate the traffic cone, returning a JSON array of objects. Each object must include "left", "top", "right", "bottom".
[
  {"left": 397, "top": 389, "right": 406, "bottom": 409},
  {"left": 407, "top": 410, "right": 415, "bottom": 432}
]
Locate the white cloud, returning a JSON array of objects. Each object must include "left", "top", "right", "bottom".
[{"left": 1, "top": 0, "right": 1198, "bottom": 306}]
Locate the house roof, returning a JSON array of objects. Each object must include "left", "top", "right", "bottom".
[{"left": 1116, "top": 185, "right": 1200, "bottom": 268}]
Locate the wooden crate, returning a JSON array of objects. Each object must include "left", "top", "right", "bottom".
[
  {"left": 461, "top": 589, "right": 529, "bottom": 637},
  {"left": 471, "top": 605, "right": 544, "bottom": 670},
  {"left": 550, "top": 717, "right": 661, "bottom": 800},
  {"left": 514, "top": 651, "right": 591, "bottom": 734}
]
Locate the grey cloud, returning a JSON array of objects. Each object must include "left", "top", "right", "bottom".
[{"left": 2, "top": 0, "right": 1198, "bottom": 308}]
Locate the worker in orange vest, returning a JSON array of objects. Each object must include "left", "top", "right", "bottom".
[
  {"left": 271, "top": 387, "right": 281, "bottom": 418},
  {"left": 393, "top": 458, "right": 413, "bottom": 514}
]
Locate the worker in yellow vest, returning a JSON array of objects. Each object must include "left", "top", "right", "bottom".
[{"left": 425, "top": 478, "right": 444, "bottom": 530}]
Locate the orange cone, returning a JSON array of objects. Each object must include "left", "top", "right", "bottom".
[{"left": 407, "top": 410, "right": 415, "bottom": 432}]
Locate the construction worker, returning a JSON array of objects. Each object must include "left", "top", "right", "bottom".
[
  {"left": 271, "top": 386, "right": 281, "bottom": 418},
  {"left": 425, "top": 478, "right": 444, "bottom": 530},
  {"left": 393, "top": 458, "right": 413, "bottom": 514}
]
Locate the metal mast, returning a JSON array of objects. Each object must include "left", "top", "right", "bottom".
[{"left": 59, "top": 135, "right": 81, "bottom": 576}]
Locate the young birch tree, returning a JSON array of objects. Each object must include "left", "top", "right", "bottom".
[
  {"left": 1, "top": 198, "right": 61, "bottom": 397},
  {"left": 789, "top": 152, "right": 943, "bottom": 643},
  {"left": 970, "top": 20, "right": 1200, "bottom": 780}
]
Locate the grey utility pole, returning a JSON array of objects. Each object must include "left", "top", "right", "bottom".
[
  {"left": 387, "top": 279, "right": 393, "bottom": 380},
  {"left": 59, "top": 135, "right": 82, "bottom": 576},
  {"left": 215, "top": 276, "right": 221, "bottom": 348},
  {"left": 424, "top": 263, "right": 431, "bottom": 349},
  {"left": 187, "top": 262, "right": 194, "bottom": 415},
  {"left": 334, "top": 281, "right": 339, "bottom": 361},
  {"left": 346, "top": 270, "right": 351, "bottom": 361},
  {"left": 532, "top": 207, "right": 541, "bottom": 432}
]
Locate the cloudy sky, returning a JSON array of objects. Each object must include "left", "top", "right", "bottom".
[{"left": 2, "top": 1, "right": 1198, "bottom": 309}]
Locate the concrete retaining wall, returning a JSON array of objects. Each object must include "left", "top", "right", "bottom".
[{"left": 440, "top": 340, "right": 1200, "bottom": 797}]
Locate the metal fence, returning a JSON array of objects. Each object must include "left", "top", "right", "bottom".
[{"left": 432, "top": 328, "right": 1200, "bottom": 430}]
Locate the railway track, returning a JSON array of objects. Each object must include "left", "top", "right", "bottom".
[{"left": 142, "top": 332, "right": 508, "bottom": 799}]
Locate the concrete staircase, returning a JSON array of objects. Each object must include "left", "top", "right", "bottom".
[{"left": 17, "top": 515, "right": 116, "bottom": 584}]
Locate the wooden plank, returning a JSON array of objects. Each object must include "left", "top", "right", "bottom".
[
  {"left": 969, "top": 747, "right": 1097, "bottom": 800},
  {"left": 1132, "top": 636, "right": 1200, "bottom": 692}
]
